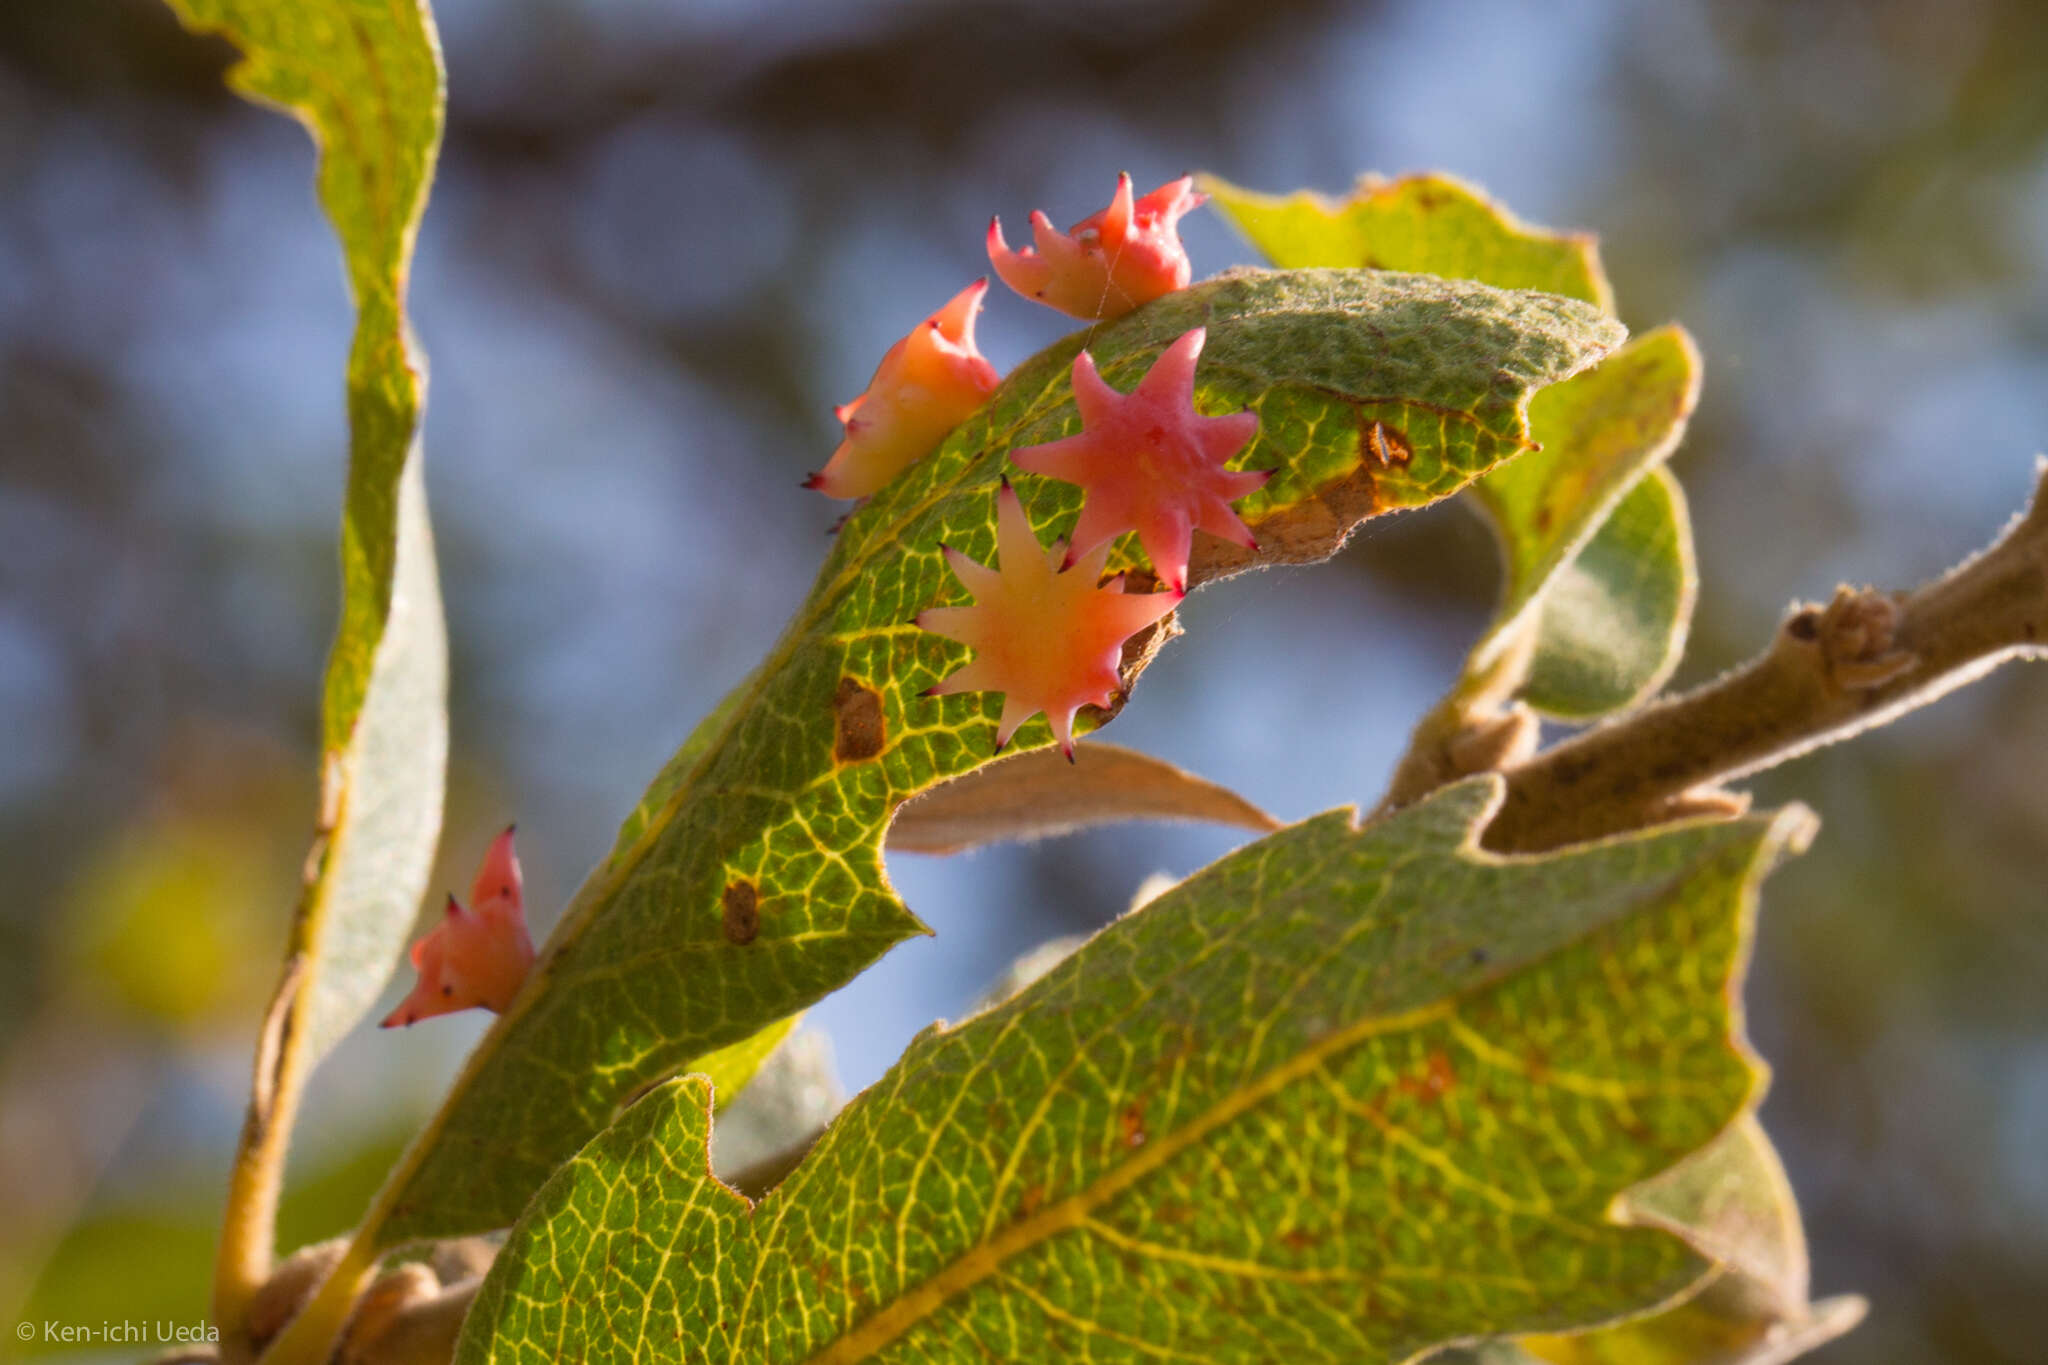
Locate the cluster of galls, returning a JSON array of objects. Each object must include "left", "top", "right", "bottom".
[
  {"left": 811, "top": 175, "right": 1270, "bottom": 760},
  {"left": 388, "top": 177, "right": 1271, "bottom": 1028}
]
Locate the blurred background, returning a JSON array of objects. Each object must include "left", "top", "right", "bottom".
[{"left": 1, "top": 0, "right": 2044, "bottom": 1359}]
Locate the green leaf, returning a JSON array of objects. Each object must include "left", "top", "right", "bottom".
[
  {"left": 1469, "top": 328, "right": 1700, "bottom": 702},
  {"left": 1512, "top": 1118, "right": 1866, "bottom": 1365},
  {"left": 360, "top": 267, "right": 1621, "bottom": 1250},
  {"left": 1522, "top": 1293, "right": 1867, "bottom": 1365},
  {"left": 689, "top": 1013, "right": 802, "bottom": 1115},
  {"left": 459, "top": 778, "right": 1809, "bottom": 1364},
  {"left": 157, "top": 0, "right": 448, "bottom": 1064},
  {"left": 1475, "top": 329, "right": 1700, "bottom": 717},
  {"left": 1519, "top": 466, "right": 1697, "bottom": 719},
  {"left": 155, "top": 5, "right": 448, "bottom": 1330},
  {"left": 1619, "top": 1116, "right": 1809, "bottom": 1303},
  {"left": 1206, "top": 174, "right": 1698, "bottom": 721},
  {"left": 1434, "top": 1120, "right": 1866, "bottom": 1365},
  {"left": 1201, "top": 173, "right": 1611, "bottom": 308}
]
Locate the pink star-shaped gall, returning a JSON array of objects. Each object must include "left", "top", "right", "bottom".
[
  {"left": 381, "top": 827, "right": 535, "bottom": 1028},
  {"left": 1010, "top": 326, "right": 1267, "bottom": 593},
  {"left": 917, "top": 482, "right": 1182, "bottom": 759},
  {"left": 988, "top": 174, "right": 1205, "bottom": 321},
  {"left": 805, "top": 280, "right": 1001, "bottom": 500}
]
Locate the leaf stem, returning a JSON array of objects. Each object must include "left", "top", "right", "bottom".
[
  {"left": 1482, "top": 460, "right": 2048, "bottom": 852},
  {"left": 213, "top": 951, "right": 308, "bottom": 1363},
  {"left": 1376, "top": 613, "right": 1541, "bottom": 811},
  {"left": 251, "top": 1235, "right": 379, "bottom": 1365}
]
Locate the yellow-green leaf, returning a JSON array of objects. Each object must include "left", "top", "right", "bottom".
[
  {"left": 458, "top": 778, "right": 1809, "bottom": 1364},
  {"left": 1520, "top": 465, "right": 1697, "bottom": 718},
  {"left": 360, "top": 267, "right": 1620, "bottom": 1252},
  {"left": 156, "top": 2, "right": 447, "bottom": 1333},
  {"left": 1472, "top": 328, "right": 1700, "bottom": 706},
  {"left": 1201, "top": 172, "right": 1611, "bottom": 309},
  {"left": 158, "top": 0, "right": 448, "bottom": 1065},
  {"left": 1207, "top": 173, "right": 1698, "bottom": 720},
  {"left": 1511, "top": 1118, "right": 1866, "bottom": 1365}
]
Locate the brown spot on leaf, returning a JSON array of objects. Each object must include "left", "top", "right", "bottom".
[
  {"left": 1120, "top": 1102, "right": 1148, "bottom": 1149},
  {"left": 1174, "top": 400, "right": 1440, "bottom": 589},
  {"left": 1361, "top": 419, "right": 1413, "bottom": 469},
  {"left": 1019, "top": 1183, "right": 1045, "bottom": 1217},
  {"left": 832, "top": 676, "right": 886, "bottom": 761},
  {"left": 1189, "top": 473, "right": 1379, "bottom": 585},
  {"left": 722, "top": 880, "right": 760, "bottom": 945},
  {"left": 1279, "top": 1227, "right": 1319, "bottom": 1250},
  {"left": 1397, "top": 1059, "right": 1454, "bottom": 1105}
]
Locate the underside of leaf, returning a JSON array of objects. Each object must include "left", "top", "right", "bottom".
[
  {"left": 1519, "top": 465, "right": 1697, "bottom": 718},
  {"left": 156, "top": 0, "right": 450, "bottom": 1333},
  {"left": 888, "top": 741, "right": 1278, "bottom": 856}
]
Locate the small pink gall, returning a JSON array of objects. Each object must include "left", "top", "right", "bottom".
[
  {"left": 987, "top": 173, "right": 1204, "bottom": 320},
  {"left": 805, "top": 279, "right": 1001, "bottom": 501},
  {"left": 381, "top": 826, "right": 535, "bottom": 1028},
  {"left": 917, "top": 481, "right": 1182, "bottom": 759},
  {"left": 1011, "top": 326, "right": 1266, "bottom": 593}
]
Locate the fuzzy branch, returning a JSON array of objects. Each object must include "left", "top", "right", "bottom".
[{"left": 1480, "top": 460, "right": 2048, "bottom": 853}]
